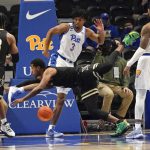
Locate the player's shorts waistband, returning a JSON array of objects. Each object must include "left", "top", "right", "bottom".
[
  {"left": 57, "top": 52, "right": 74, "bottom": 64},
  {"left": 143, "top": 53, "right": 150, "bottom": 56}
]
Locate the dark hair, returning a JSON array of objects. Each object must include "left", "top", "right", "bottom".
[
  {"left": 72, "top": 9, "right": 86, "bottom": 19},
  {"left": 100, "top": 39, "right": 118, "bottom": 56},
  {"left": 31, "top": 58, "right": 46, "bottom": 69},
  {"left": 0, "top": 13, "right": 8, "bottom": 29}
]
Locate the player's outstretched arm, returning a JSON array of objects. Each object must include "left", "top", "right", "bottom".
[
  {"left": 11, "top": 68, "right": 56, "bottom": 106},
  {"left": 86, "top": 19, "right": 105, "bottom": 45}
]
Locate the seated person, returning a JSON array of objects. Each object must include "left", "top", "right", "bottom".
[{"left": 92, "top": 39, "right": 133, "bottom": 119}]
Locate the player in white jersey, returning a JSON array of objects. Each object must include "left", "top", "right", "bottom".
[
  {"left": 42, "top": 9, "right": 105, "bottom": 138},
  {"left": 58, "top": 22, "right": 86, "bottom": 63},
  {"left": 123, "top": 6, "right": 150, "bottom": 139}
]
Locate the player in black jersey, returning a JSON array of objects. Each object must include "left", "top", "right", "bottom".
[
  {"left": 0, "top": 12, "right": 19, "bottom": 137},
  {"left": 11, "top": 43, "right": 130, "bottom": 137}
]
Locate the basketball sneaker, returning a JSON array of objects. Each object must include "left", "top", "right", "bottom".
[
  {"left": 111, "top": 120, "right": 130, "bottom": 137},
  {"left": 1, "top": 122, "right": 15, "bottom": 137},
  {"left": 126, "top": 127, "right": 144, "bottom": 139},
  {"left": 8, "top": 86, "right": 23, "bottom": 104},
  {"left": 46, "top": 129, "right": 64, "bottom": 138}
]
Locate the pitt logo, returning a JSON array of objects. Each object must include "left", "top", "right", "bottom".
[
  {"left": 70, "top": 34, "right": 80, "bottom": 43},
  {"left": 26, "top": 35, "right": 54, "bottom": 51},
  {"left": 136, "top": 70, "right": 141, "bottom": 78}
]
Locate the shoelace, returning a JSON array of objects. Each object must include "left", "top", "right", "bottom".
[
  {"left": 47, "top": 129, "right": 61, "bottom": 135},
  {"left": 4, "top": 123, "right": 13, "bottom": 132}
]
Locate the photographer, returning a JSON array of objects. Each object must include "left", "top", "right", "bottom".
[{"left": 92, "top": 39, "right": 133, "bottom": 119}]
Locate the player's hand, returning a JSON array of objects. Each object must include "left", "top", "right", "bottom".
[
  {"left": 114, "top": 40, "right": 121, "bottom": 46},
  {"left": 42, "top": 50, "right": 50, "bottom": 58},
  {"left": 11, "top": 98, "right": 24, "bottom": 106},
  {"left": 123, "top": 66, "right": 130, "bottom": 76},
  {"left": 94, "top": 19, "right": 104, "bottom": 32},
  {"left": 115, "top": 43, "right": 124, "bottom": 53}
]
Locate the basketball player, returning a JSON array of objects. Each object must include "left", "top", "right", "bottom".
[
  {"left": 123, "top": 6, "right": 150, "bottom": 138},
  {"left": 42, "top": 9, "right": 105, "bottom": 137},
  {"left": 11, "top": 43, "right": 130, "bottom": 137},
  {"left": 0, "top": 13, "right": 19, "bottom": 137}
]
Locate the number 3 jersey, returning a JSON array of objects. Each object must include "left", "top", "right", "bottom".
[{"left": 58, "top": 23, "right": 86, "bottom": 63}]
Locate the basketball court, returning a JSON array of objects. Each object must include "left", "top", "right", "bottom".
[
  {"left": 0, "top": 0, "right": 150, "bottom": 150},
  {"left": 0, "top": 131, "right": 150, "bottom": 150}
]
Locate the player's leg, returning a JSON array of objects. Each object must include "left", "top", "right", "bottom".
[
  {"left": 109, "top": 85, "right": 133, "bottom": 119},
  {"left": 0, "top": 69, "right": 15, "bottom": 137},
  {"left": 0, "top": 70, "right": 7, "bottom": 120},
  {"left": 47, "top": 56, "right": 73, "bottom": 138},
  {"left": 126, "top": 56, "right": 148, "bottom": 139},
  {"left": 0, "top": 96, "right": 15, "bottom": 137},
  {"left": 46, "top": 88, "right": 69, "bottom": 138},
  {"left": 126, "top": 89, "right": 146, "bottom": 139},
  {"left": 81, "top": 92, "right": 130, "bottom": 137},
  {"left": 98, "top": 82, "right": 114, "bottom": 112}
]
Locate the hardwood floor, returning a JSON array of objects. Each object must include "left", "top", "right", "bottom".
[{"left": 0, "top": 130, "right": 150, "bottom": 150}]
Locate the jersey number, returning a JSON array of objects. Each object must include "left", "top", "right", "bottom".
[{"left": 70, "top": 43, "right": 75, "bottom": 51}]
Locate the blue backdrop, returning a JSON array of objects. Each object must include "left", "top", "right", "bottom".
[
  {"left": 145, "top": 91, "right": 150, "bottom": 129},
  {"left": 7, "top": 0, "right": 81, "bottom": 134},
  {"left": 6, "top": 79, "right": 81, "bottom": 134},
  {"left": 16, "top": 0, "right": 59, "bottom": 79}
]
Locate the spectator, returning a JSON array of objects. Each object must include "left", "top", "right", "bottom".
[
  {"left": 100, "top": 13, "right": 120, "bottom": 40},
  {"left": 92, "top": 39, "right": 133, "bottom": 119}
]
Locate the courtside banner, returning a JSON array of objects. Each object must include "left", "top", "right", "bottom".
[
  {"left": 8, "top": 0, "right": 81, "bottom": 134},
  {"left": 6, "top": 79, "right": 81, "bottom": 134},
  {"left": 16, "top": 0, "right": 59, "bottom": 78},
  {"left": 145, "top": 91, "right": 150, "bottom": 129}
]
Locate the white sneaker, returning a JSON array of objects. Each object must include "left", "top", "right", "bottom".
[
  {"left": 126, "top": 127, "right": 144, "bottom": 139},
  {"left": 46, "top": 129, "right": 64, "bottom": 138},
  {"left": 8, "top": 86, "right": 21, "bottom": 104},
  {"left": 1, "top": 122, "right": 15, "bottom": 137}
]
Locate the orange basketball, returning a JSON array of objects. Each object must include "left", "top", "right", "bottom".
[{"left": 37, "top": 106, "right": 53, "bottom": 122}]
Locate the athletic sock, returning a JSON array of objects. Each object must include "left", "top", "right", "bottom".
[
  {"left": 1, "top": 118, "right": 7, "bottom": 124},
  {"left": 48, "top": 125, "right": 55, "bottom": 130}
]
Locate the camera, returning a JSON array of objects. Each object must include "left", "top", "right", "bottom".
[{"left": 99, "top": 39, "right": 118, "bottom": 56}]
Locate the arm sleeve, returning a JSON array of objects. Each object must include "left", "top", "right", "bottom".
[
  {"left": 11, "top": 53, "right": 19, "bottom": 63},
  {"left": 126, "top": 47, "right": 145, "bottom": 67}
]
